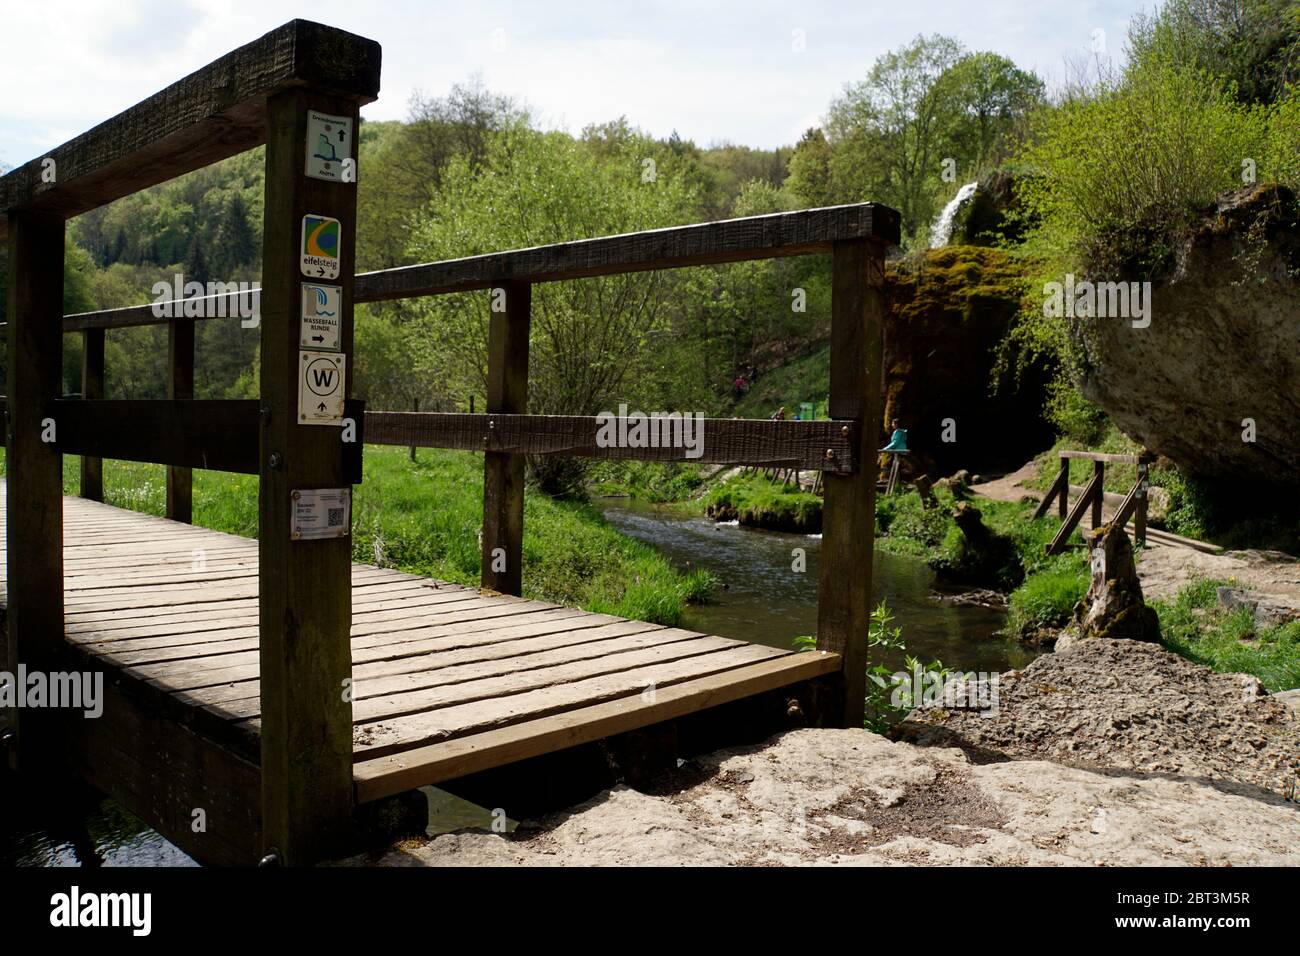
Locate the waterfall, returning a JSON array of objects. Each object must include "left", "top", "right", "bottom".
[{"left": 929, "top": 181, "right": 979, "bottom": 248}]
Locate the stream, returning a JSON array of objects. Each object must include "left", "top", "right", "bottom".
[{"left": 596, "top": 496, "right": 1039, "bottom": 675}]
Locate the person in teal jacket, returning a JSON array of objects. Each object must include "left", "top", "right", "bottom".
[{"left": 881, "top": 419, "right": 908, "bottom": 453}]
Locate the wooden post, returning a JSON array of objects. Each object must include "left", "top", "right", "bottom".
[
  {"left": 1135, "top": 460, "right": 1149, "bottom": 547},
  {"left": 79, "top": 327, "right": 104, "bottom": 501},
  {"left": 4, "top": 210, "right": 66, "bottom": 770},
  {"left": 257, "top": 88, "right": 362, "bottom": 864},
  {"left": 482, "top": 281, "right": 530, "bottom": 596},
  {"left": 1057, "top": 457, "right": 1069, "bottom": 521},
  {"left": 1090, "top": 460, "right": 1104, "bottom": 530},
  {"left": 816, "top": 238, "right": 885, "bottom": 728},
  {"left": 166, "top": 319, "right": 194, "bottom": 522}
]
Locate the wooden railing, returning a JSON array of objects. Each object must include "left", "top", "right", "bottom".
[
  {"left": 1, "top": 16, "right": 899, "bottom": 863},
  {"left": 1035, "top": 449, "right": 1154, "bottom": 553}
]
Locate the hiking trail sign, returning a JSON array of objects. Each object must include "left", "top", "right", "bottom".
[{"left": 298, "top": 350, "right": 346, "bottom": 425}]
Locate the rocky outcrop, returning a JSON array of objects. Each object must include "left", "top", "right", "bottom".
[
  {"left": 356, "top": 724, "right": 1300, "bottom": 866},
  {"left": 1073, "top": 184, "right": 1300, "bottom": 488},
  {"left": 900, "top": 638, "right": 1300, "bottom": 799},
  {"left": 947, "top": 171, "right": 1033, "bottom": 247},
  {"left": 883, "top": 247, "right": 1053, "bottom": 478},
  {"left": 1073, "top": 523, "right": 1161, "bottom": 644}
]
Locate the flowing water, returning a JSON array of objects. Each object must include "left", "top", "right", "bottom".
[
  {"left": 596, "top": 496, "right": 1039, "bottom": 675},
  {"left": 929, "top": 181, "right": 979, "bottom": 248}
]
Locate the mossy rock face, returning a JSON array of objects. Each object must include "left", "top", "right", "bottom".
[
  {"left": 948, "top": 171, "right": 1034, "bottom": 247},
  {"left": 883, "top": 246, "right": 1053, "bottom": 479}
]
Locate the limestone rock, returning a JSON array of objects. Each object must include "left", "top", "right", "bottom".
[{"left": 1073, "top": 184, "right": 1300, "bottom": 488}]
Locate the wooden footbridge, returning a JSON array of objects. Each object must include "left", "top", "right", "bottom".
[{"left": 0, "top": 22, "right": 899, "bottom": 864}]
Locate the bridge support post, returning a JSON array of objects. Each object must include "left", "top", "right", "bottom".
[
  {"left": 4, "top": 210, "right": 66, "bottom": 770},
  {"left": 482, "top": 280, "right": 530, "bottom": 596},
  {"left": 79, "top": 328, "right": 104, "bottom": 501},
  {"left": 816, "top": 237, "right": 886, "bottom": 728},
  {"left": 257, "top": 87, "right": 364, "bottom": 865},
  {"left": 166, "top": 319, "right": 194, "bottom": 522}
]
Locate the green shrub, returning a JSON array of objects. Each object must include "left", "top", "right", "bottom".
[
  {"left": 1005, "top": 560, "right": 1089, "bottom": 635},
  {"left": 1155, "top": 578, "right": 1300, "bottom": 691}
]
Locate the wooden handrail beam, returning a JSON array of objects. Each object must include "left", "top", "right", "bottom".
[
  {"left": 364, "top": 411, "right": 859, "bottom": 473},
  {"left": 1046, "top": 466, "right": 1105, "bottom": 555},
  {"left": 1058, "top": 450, "right": 1154, "bottom": 464},
  {"left": 46, "top": 399, "right": 364, "bottom": 481},
  {"left": 0, "top": 20, "right": 381, "bottom": 240},
  {"left": 354, "top": 203, "right": 900, "bottom": 302}
]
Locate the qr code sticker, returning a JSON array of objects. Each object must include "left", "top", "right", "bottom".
[{"left": 327, "top": 507, "right": 345, "bottom": 527}]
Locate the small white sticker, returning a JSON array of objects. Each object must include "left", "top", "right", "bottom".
[
  {"left": 292, "top": 488, "right": 351, "bottom": 540},
  {"left": 301, "top": 283, "right": 341, "bottom": 351},
  {"left": 301, "top": 214, "right": 341, "bottom": 280},
  {"left": 305, "top": 111, "right": 353, "bottom": 182},
  {"left": 299, "top": 350, "right": 346, "bottom": 425}
]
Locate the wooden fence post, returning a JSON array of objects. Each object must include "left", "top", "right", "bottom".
[
  {"left": 4, "top": 210, "right": 66, "bottom": 769},
  {"left": 79, "top": 327, "right": 104, "bottom": 501},
  {"left": 1135, "top": 460, "right": 1149, "bottom": 547},
  {"left": 482, "top": 281, "right": 530, "bottom": 596},
  {"left": 257, "top": 87, "right": 363, "bottom": 864},
  {"left": 1057, "top": 457, "right": 1068, "bottom": 521},
  {"left": 1090, "top": 460, "right": 1104, "bottom": 530},
  {"left": 166, "top": 319, "right": 194, "bottom": 521},
  {"left": 816, "top": 238, "right": 885, "bottom": 728}
]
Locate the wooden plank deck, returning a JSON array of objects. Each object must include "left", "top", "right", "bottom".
[{"left": 0, "top": 487, "right": 839, "bottom": 811}]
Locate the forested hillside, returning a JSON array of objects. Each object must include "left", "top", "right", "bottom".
[{"left": 0, "top": 0, "right": 1295, "bottom": 500}]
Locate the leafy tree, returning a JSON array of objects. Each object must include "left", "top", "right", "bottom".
[
  {"left": 784, "top": 127, "right": 834, "bottom": 207},
  {"left": 404, "top": 121, "right": 696, "bottom": 492},
  {"left": 826, "top": 34, "right": 965, "bottom": 244},
  {"left": 938, "top": 52, "right": 1044, "bottom": 172}
]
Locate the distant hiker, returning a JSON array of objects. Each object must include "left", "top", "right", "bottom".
[
  {"left": 771, "top": 406, "right": 787, "bottom": 421},
  {"left": 733, "top": 375, "right": 748, "bottom": 398},
  {"left": 880, "top": 418, "right": 910, "bottom": 495},
  {"left": 881, "top": 418, "right": 908, "bottom": 453}
]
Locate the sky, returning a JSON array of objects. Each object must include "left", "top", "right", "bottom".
[{"left": 0, "top": 0, "right": 1147, "bottom": 169}]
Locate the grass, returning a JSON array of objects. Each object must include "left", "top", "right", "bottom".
[
  {"left": 0, "top": 446, "right": 714, "bottom": 626},
  {"left": 730, "top": 344, "right": 829, "bottom": 421},
  {"left": 585, "top": 459, "right": 710, "bottom": 503},
  {"left": 1155, "top": 578, "right": 1300, "bottom": 693},
  {"left": 697, "top": 472, "right": 823, "bottom": 532}
]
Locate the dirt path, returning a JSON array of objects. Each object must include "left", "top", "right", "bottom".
[{"left": 972, "top": 462, "right": 1300, "bottom": 619}]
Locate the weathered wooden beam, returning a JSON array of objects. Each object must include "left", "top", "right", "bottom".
[
  {"left": 354, "top": 203, "right": 900, "bottom": 302},
  {"left": 47, "top": 399, "right": 363, "bottom": 480},
  {"left": 1032, "top": 456, "right": 1068, "bottom": 520},
  {"left": 257, "top": 86, "right": 361, "bottom": 865},
  {"left": 1047, "top": 467, "right": 1105, "bottom": 555},
  {"left": 4, "top": 210, "right": 66, "bottom": 771},
  {"left": 482, "top": 282, "right": 530, "bottom": 596},
  {"left": 0, "top": 20, "right": 381, "bottom": 240},
  {"left": 1090, "top": 460, "right": 1105, "bottom": 530},
  {"left": 61, "top": 647, "right": 262, "bottom": 866},
  {"left": 58, "top": 289, "right": 261, "bottom": 333},
  {"left": 816, "top": 238, "right": 885, "bottom": 728},
  {"left": 79, "top": 328, "right": 105, "bottom": 501},
  {"left": 363, "top": 412, "right": 859, "bottom": 473},
  {"left": 1058, "top": 450, "right": 1154, "bottom": 464},
  {"left": 167, "top": 320, "right": 195, "bottom": 523}
]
